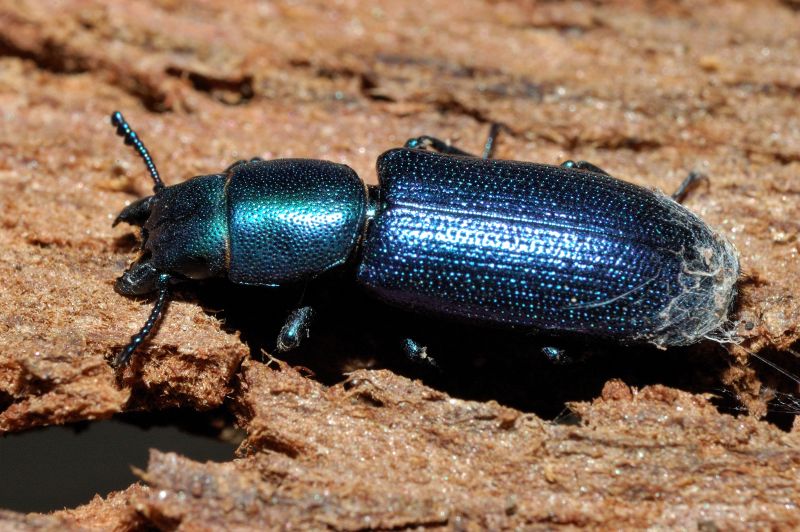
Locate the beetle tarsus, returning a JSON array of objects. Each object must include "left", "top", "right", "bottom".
[
  {"left": 276, "top": 306, "right": 314, "bottom": 352},
  {"left": 114, "top": 273, "right": 171, "bottom": 368}
]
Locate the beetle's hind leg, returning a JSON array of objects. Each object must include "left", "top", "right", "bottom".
[
  {"left": 671, "top": 171, "right": 707, "bottom": 203},
  {"left": 560, "top": 161, "right": 707, "bottom": 203},
  {"left": 405, "top": 124, "right": 502, "bottom": 159},
  {"left": 560, "top": 160, "right": 611, "bottom": 176},
  {"left": 276, "top": 306, "right": 314, "bottom": 352}
]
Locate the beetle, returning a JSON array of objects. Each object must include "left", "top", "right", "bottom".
[{"left": 108, "top": 111, "right": 739, "bottom": 368}]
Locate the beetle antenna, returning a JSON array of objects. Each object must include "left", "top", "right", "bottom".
[
  {"left": 110, "top": 111, "right": 165, "bottom": 193},
  {"left": 114, "top": 273, "right": 171, "bottom": 367}
]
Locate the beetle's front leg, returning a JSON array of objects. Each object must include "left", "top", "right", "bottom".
[{"left": 276, "top": 306, "right": 314, "bottom": 352}]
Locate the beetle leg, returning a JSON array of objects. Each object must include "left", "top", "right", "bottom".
[
  {"left": 560, "top": 160, "right": 611, "bottom": 176},
  {"left": 224, "top": 157, "right": 265, "bottom": 173},
  {"left": 671, "top": 171, "right": 707, "bottom": 203},
  {"left": 114, "top": 272, "right": 171, "bottom": 367},
  {"left": 542, "top": 346, "right": 578, "bottom": 365},
  {"left": 561, "top": 162, "right": 706, "bottom": 203},
  {"left": 404, "top": 124, "right": 502, "bottom": 160},
  {"left": 402, "top": 338, "right": 439, "bottom": 370},
  {"left": 480, "top": 123, "right": 502, "bottom": 159},
  {"left": 404, "top": 135, "right": 476, "bottom": 157},
  {"left": 276, "top": 306, "right": 314, "bottom": 352}
]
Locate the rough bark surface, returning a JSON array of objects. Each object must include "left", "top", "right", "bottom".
[{"left": 1, "top": 0, "right": 799, "bottom": 529}]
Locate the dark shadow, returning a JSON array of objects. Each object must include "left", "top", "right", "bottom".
[
  {"left": 192, "top": 273, "right": 755, "bottom": 423},
  {"left": 0, "top": 408, "right": 240, "bottom": 513},
  {"left": 749, "top": 345, "right": 800, "bottom": 432},
  {"left": 110, "top": 232, "right": 142, "bottom": 253}
]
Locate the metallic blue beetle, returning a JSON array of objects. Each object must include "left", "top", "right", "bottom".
[{"left": 109, "top": 112, "right": 739, "bottom": 367}]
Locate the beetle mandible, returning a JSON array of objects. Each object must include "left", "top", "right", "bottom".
[{"left": 108, "top": 111, "right": 739, "bottom": 367}]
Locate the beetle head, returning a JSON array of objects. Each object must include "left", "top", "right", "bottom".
[
  {"left": 114, "top": 173, "right": 229, "bottom": 295},
  {"left": 113, "top": 194, "right": 161, "bottom": 295}
]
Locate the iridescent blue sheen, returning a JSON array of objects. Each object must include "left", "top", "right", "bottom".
[
  {"left": 120, "top": 143, "right": 737, "bottom": 351},
  {"left": 144, "top": 173, "right": 229, "bottom": 280},
  {"left": 227, "top": 159, "right": 367, "bottom": 285},
  {"left": 137, "top": 160, "right": 367, "bottom": 286},
  {"left": 357, "top": 149, "right": 738, "bottom": 346}
]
